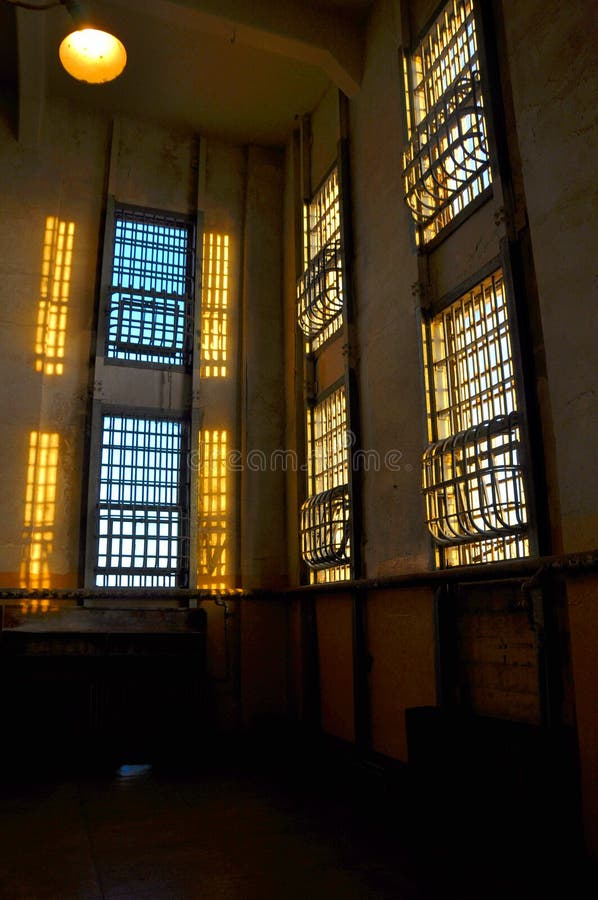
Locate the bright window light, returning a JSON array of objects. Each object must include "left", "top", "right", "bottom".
[
  {"left": 422, "top": 270, "right": 529, "bottom": 566},
  {"left": 201, "top": 235, "right": 229, "bottom": 378},
  {"left": 197, "top": 430, "right": 229, "bottom": 589},
  {"left": 95, "top": 415, "right": 189, "bottom": 588},
  {"left": 20, "top": 432, "right": 59, "bottom": 590},
  {"left": 35, "top": 216, "right": 75, "bottom": 376},
  {"left": 107, "top": 208, "right": 195, "bottom": 367}
]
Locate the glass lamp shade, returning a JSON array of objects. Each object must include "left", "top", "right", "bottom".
[{"left": 59, "top": 28, "right": 127, "bottom": 84}]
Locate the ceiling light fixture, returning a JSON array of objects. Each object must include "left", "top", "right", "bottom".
[
  {"left": 59, "top": 0, "right": 127, "bottom": 84},
  {"left": 8, "top": 0, "right": 127, "bottom": 85}
]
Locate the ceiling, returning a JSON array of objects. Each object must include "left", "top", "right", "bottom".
[{"left": 7, "top": 0, "right": 374, "bottom": 146}]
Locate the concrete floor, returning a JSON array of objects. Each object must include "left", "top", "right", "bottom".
[{"left": 0, "top": 750, "right": 592, "bottom": 899}]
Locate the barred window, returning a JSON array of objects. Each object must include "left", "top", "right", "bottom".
[
  {"left": 301, "top": 385, "right": 351, "bottom": 582},
  {"left": 403, "top": 0, "right": 492, "bottom": 244},
  {"left": 106, "top": 207, "right": 195, "bottom": 367},
  {"left": 297, "top": 169, "right": 344, "bottom": 351},
  {"left": 95, "top": 415, "right": 189, "bottom": 587},
  {"left": 422, "top": 271, "right": 529, "bottom": 566}
]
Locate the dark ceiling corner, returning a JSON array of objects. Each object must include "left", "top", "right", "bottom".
[{"left": 0, "top": 1, "right": 18, "bottom": 138}]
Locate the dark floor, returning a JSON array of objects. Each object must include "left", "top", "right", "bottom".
[{"left": 0, "top": 746, "right": 593, "bottom": 900}]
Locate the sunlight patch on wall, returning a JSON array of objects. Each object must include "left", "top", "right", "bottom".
[
  {"left": 197, "top": 429, "right": 229, "bottom": 589},
  {"left": 20, "top": 432, "right": 59, "bottom": 590},
  {"left": 35, "top": 216, "right": 75, "bottom": 375},
  {"left": 200, "top": 234, "right": 229, "bottom": 378}
]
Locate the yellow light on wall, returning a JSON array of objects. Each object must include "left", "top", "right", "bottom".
[{"left": 59, "top": 27, "right": 127, "bottom": 84}]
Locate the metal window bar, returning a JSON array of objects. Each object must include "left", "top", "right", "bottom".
[
  {"left": 423, "top": 412, "right": 527, "bottom": 542},
  {"left": 106, "top": 209, "right": 195, "bottom": 367},
  {"left": 310, "top": 385, "right": 349, "bottom": 494},
  {"left": 297, "top": 169, "right": 343, "bottom": 350},
  {"left": 403, "top": 0, "right": 492, "bottom": 244},
  {"left": 300, "top": 485, "right": 351, "bottom": 570},
  {"left": 429, "top": 271, "right": 516, "bottom": 437},
  {"left": 422, "top": 270, "right": 529, "bottom": 566},
  {"left": 302, "top": 385, "right": 351, "bottom": 581},
  {"left": 95, "top": 415, "right": 189, "bottom": 588}
]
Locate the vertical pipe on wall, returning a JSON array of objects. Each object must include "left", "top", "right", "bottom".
[
  {"left": 189, "top": 135, "right": 208, "bottom": 588},
  {"left": 338, "top": 92, "right": 363, "bottom": 581},
  {"left": 338, "top": 92, "right": 371, "bottom": 752},
  {"left": 475, "top": 0, "right": 557, "bottom": 557}
]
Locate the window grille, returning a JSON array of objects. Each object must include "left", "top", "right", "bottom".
[
  {"left": 106, "top": 208, "right": 195, "bottom": 367},
  {"left": 301, "top": 385, "right": 351, "bottom": 580},
  {"left": 300, "top": 485, "right": 350, "bottom": 570},
  {"left": 403, "top": 0, "right": 492, "bottom": 244},
  {"left": 309, "top": 384, "right": 349, "bottom": 493},
  {"left": 297, "top": 169, "right": 343, "bottom": 350},
  {"left": 95, "top": 415, "right": 189, "bottom": 587},
  {"left": 423, "top": 412, "right": 526, "bottom": 542},
  {"left": 422, "top": 270, "right": 528, "bottom": 566},
  {"left": 426, "top": 270, "right": 516, "bottom": 438}
]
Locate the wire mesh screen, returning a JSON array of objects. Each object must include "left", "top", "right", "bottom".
[
  {"left": 298, "top": 169, "right": 344, "bottom": 350},
  {"left": 106, "top": 208, "right": 195, "bottom": 367},
  {"left": 403, "top": 0, "right": 492, "bottom": 244},
  {"left": 422, "top": 270, "right": 528, "bottom": 566},
  {"left": 96, "top": 415, "right": 189, "bottom": 588},
  {"left": 302, "top": 385, "right": 351, "bottom": 580}
]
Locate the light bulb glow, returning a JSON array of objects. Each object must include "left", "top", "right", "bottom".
[{"left": 59, "top": 28, "right": 127, "bottom": 84}]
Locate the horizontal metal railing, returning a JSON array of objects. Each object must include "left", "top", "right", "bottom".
[{"left": 1, "top": 549, "right": 597, "bottom": 610}]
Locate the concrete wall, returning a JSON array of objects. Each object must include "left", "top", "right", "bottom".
[
  {"left": 367, "top": 586, "right": 436, "bottom": 760},
  {"left": 0, "top": 98, "right": 108, "bottom": 587},
  {"left": 349, "top": 0, "right": 428, "bottom": 578},
  {"left": 501, "top": 0, "right": 598, "bottom": 553},
  {"left": 499, "top": 0, "right": 598, "bottom": 857},
  {"left": 0, "top": 97, "right": 289, "bottom": 594},
  {"left": 281, "top": 0, "right": 598, "bottom": 840},
  {"left": 240, "top": 146, "right": 287, "bottom": 589}
]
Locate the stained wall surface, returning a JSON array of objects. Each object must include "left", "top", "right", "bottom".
[
  {"left": 0, "top": 98, "right": 287, "bottom": 594},
  {"left": 501, "top": 0, "right": 598, "bottom": 553}
]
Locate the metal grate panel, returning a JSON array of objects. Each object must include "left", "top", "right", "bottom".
[
  {"left": 297, "top": 241, "right": 343, "bottom": 342},
  {"left": 309, "top": 385, "right": 349, "bottom": 494},
  {"left": 302, "top": 385, "right": 351, "bottom": 580},
  {"left": 403, "top": 0, "right": 492, "bottom": 244},
  {"left": 300, "top": 485, "right": 351, "bottom": 570},
  {"left": 422, "top": 270, "right": 528, "bottom": 566},
  {"left": 298, "top": 169, "right": 343, "bottom": 350},
  {"left": 422, "top": 412, "right": 527, "bottom": 543},
  {"left": 427, "top": 271, "right": 516, "bottom": 438},
  {"left": 95, "top": 415, "right": 189, "bottom": 588},
  {"left": 106, "top": 209, "right": 195, "bottom": 367}
]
